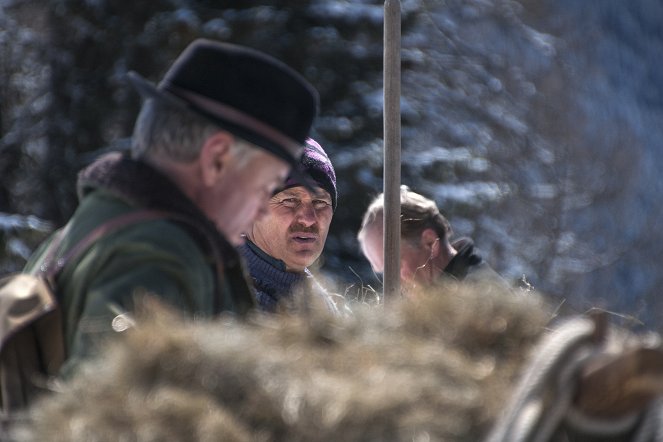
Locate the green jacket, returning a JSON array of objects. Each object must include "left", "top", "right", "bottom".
[{"left": 25, "top": 153, "right": 255, "bottom": 376}]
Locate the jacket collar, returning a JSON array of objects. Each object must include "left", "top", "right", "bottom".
[{"left": 443, "top": 237, "right": 483, "bottom": 280}]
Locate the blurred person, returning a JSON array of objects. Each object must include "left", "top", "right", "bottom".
[
  {"left": 23, "top": 39, "right": 319, "bottom": 375},
  {"left": 239, "top": 139, "right": 339, "bottom": 314},
  {"left": 357, "top": 185, "right": 507, "bottom": 296}
]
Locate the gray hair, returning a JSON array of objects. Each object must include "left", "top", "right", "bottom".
[
  {"left": 358, "top": 185, "right": 453, "bottom": 245},
  {"left": 131, "top": 98, "right": 223, "bottom": 162}
]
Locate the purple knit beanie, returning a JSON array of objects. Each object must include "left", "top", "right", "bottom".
[{"left": 282, "top": 138, "right": 337, "bottom": 210}]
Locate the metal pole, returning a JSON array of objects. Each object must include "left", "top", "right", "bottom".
[{"left": 383, "top": 0, "right": 401, "bottom": 302}]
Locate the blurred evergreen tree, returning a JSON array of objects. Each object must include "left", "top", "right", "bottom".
[{"left": 2, "top": 0, "right": 663, "bottom": 328}]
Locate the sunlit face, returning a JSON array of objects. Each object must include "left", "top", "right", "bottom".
[
  {"left": 202, "top": 148, "right": 289, "bottom": 246},
  {"left": 248, "top": 185, "right": 333, "bottom": 272},
  {"left": 360, "top": 223, "right": 433, "bottom": 290}
]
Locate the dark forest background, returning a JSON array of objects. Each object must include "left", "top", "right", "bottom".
[{"left": 2, "top": 0, "right": 663, "bottom": 329}]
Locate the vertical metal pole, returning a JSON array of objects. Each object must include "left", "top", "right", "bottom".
[{"left": 383, "top": 0, "right": 401, "bottom": 302}]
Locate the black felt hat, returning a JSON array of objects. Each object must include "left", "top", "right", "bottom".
[{"left": 127, "top": 39, "right": 319, "bottom": 169}]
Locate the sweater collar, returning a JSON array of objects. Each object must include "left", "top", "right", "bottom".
[
  {"left": 239, "top": 239, "right": 305, "bottom": 297},
  {"left": 244, "top": 239, "right": 289, "bottom": 272}
]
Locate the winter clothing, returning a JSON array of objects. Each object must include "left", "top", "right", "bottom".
[
  {"left": 24, "top": 152, "right": 256, "bottom": 376},
  {"left": 127, "top": 39, "right": 319, "bottom": 172},
  {"left": 281, "top": 138, "right": 337, "bottom": 210},
  {"left": 238, "top": 239, "right": 338, "bottom": 314},
  {"left": 443, "top": 237, "right": 508, "bottom": 287}
]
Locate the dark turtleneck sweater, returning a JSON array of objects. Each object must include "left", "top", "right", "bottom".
[
  {"left": 239, "top": 240, "right": 304, "bottom": 311},
  {"left": 238, "top": 240, "right": 338, "bottom": 314}
]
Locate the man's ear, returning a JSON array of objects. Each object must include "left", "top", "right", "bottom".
[
  {"left": 421, "top": 228, "right": 440, "bottom": 257},
  {"left": 199, "top": 131, "right": 234, "bottom": 187}
]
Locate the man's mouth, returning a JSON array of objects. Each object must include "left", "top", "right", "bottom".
[{"left": 291, "top": 233, "right": 318, "bottom": 243}]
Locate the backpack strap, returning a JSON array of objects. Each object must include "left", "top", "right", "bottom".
[{"left": 42, "top": 208, "right": 253, "bottom": 316}]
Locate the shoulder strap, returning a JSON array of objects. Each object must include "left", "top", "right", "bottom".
[{"left": 40, "top": 208, "right": 253, "bottom": 315}]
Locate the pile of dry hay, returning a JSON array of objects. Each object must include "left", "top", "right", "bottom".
[{"left": 16, "top": 282, "right": 552, "bottom": 442}]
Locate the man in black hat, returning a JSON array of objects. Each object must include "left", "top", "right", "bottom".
[
  {"left": 24, "top": 39, "right": 319, "bottom": 376},
  {"left": 239, "top": 138, "right": 340, "bottom": 314}
]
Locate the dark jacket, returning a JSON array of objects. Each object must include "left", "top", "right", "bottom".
[
  {"left": 24, "top": 152, "right": 255, "bottom": 375},
  {"left": 443, "top": 237, "right": 508, "bottom": 287},
  {"left": 238, "top": 239, "right": 338, "bottom": 314}
]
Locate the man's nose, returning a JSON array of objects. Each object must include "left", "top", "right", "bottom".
[{"left": 295, "top": 202, "right": 317, "bottom": 227}]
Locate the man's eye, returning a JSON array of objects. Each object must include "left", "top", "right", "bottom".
[
  {"left": 313, "top": 200, "right": 331, "bottom": 210},
  {"left": 281, "top": 198, "right": 299, "bottom": 207}
]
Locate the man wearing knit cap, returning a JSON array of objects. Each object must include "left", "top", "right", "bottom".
[{"left": 240, "top": 138, "right": 339, "bottom": 313}]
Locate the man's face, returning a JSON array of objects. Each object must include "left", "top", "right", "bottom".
[
  {"left": 205, "top": 148, "right": 290, "bottom": 246},
  {"left": 248, "top": 185, "right": 333, "bottom": 272}
]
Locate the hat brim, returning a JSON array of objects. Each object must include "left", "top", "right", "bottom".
[{"left": 126, "top": 71, "right": 317, "bottom": 192}]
